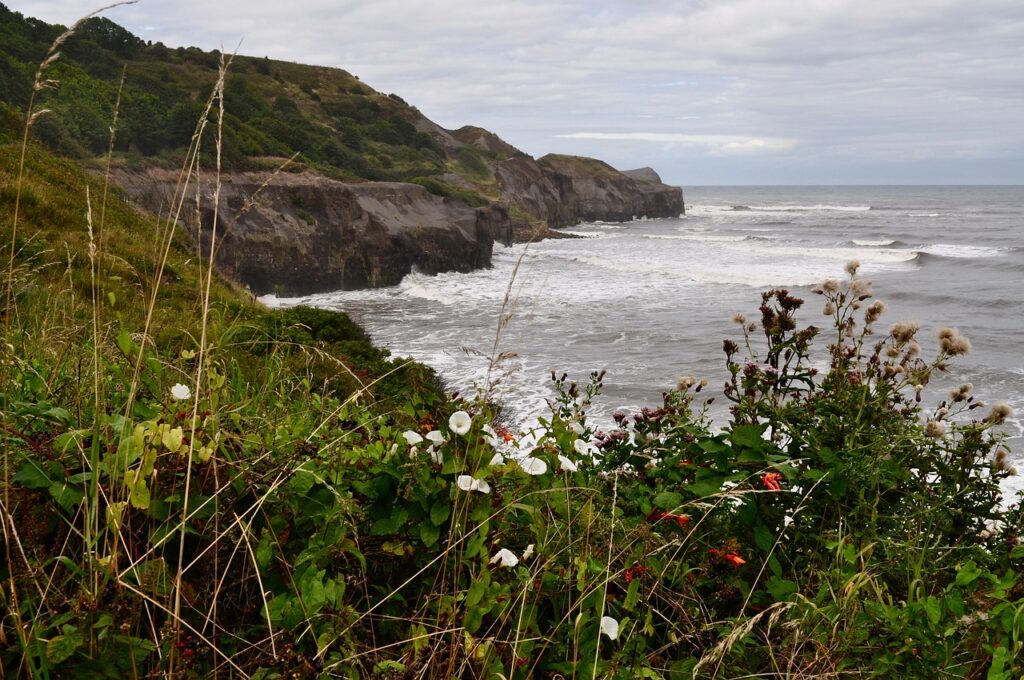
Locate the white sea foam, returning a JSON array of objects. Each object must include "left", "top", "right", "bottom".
[
  {"left": 908, "top": 213, "right": 941, "bottom": 217},
  {"left": 853, "top": 239, "right": 896, "bottom": 246},
  {"left": 399, "top": 274, "right": 459, "bottom": 305},
  {"left": 691, "top": 204, "right": 871, "bottom": 214},
  {"left": 645, "top": 233, "right": 748, "bottom": 242},
  {"left": 920, "top": 244, "right": 1006, "bottom": 259}
]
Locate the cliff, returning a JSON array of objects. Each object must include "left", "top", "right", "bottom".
[
  {"left": 491, "top": 154, "right": 684, "bottom": 231},
  {"left": 111, "top": 168, "right": 511, "bottom": 296}
]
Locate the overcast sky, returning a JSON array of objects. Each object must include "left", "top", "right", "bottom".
[{"left": 14, "top": 0, "right": 1024, "bottom": 185}]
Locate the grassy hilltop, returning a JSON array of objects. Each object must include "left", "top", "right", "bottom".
[
  {"left": 0, "top": 2, "right": 516, "bottom": 205},
  {"left": 1, "top": 5, "right": 1023, "bottom": 679}
]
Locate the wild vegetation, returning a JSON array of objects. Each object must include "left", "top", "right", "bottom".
[{"left": 2, "top": 6, "right": 1023, "bottom": 679}]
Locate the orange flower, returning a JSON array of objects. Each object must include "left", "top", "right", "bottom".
[
  {"left": 709, "top": 548, "right": 746, "bottom": 568},
  {"left": 762, "top": 472, "right": 783, "bottom": 491},
  {"left": 723, "top": 552, "right": 746, "bottom": 567},
  {"left": 497, "top": 427, "right": 515, "bottom": 443},
  {"left": 647, "top": 510, "right": 690, "bottom": 528}
]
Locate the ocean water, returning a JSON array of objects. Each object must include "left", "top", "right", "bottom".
[{"left": 265, "top": 186, "right": 1024, "bottom": 498}]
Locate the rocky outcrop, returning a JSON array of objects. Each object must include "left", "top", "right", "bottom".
[
  {"left": 623, "top": 166, "right": 686, "bottom": 216},
  {"left": 492, "top": 153, "right": 683, "bottom": 230},
  {"left": 111, "top": 168, "right": 511, "bottom": 296}
]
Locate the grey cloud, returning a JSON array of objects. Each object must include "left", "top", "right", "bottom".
[{"left": 10, "top": 0, "right": 1024, "bottom": 183}]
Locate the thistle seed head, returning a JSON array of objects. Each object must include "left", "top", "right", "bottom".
[
  {"left": 850, "top": 278, "right": 872, "bottom": 298},
  {"left": 938, "top": 328, "right": 971, "bottom": 356},
  {"left": 889, "top": 321, "right": 920, "bottom": 344},
  {"left": 987, "top": 403, "right": 1013, "bottom": 425},
  {"left": 950, "top": 383, "right": 973, "bottom": 402},
  {"left": 864, "top": 300, "right": 887, "bottom": 325},
  {"left": 924, "top": 420, "right": 946, "bottom": 438}
]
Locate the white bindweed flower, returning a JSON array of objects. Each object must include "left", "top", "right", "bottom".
[
  {"left": 428, "top": 447, "right": 443, "bottom": 465},
  {"left": 558, "top": 454, "right": 579, "bottom": 472},
  {"left": 449, "top": 410, "right": 472, "bottom": 436},
  {"left": 521, "top": 544, "right": 534, "bottom": 560},
  {"left": 425, "top": 430, "right": 445, "bottom": 445},
  {"left": 489, "top": 452, "right": 506, "bottom": 466},
  {"left": 568, "top": 421, "right": 585, "bottom": 435},
  {"left": 456, "top": 475, "right": 490, "bottom": 494},
  {"left": 489, "top": 547, "right": 518, "bottom": 568},
  {"left": 600, "top": 616, "right": 619, "bottom": 640},
  {"left": 403, "top": 431, "right": 424, "bottom": 446},
  {"left": 573, "top": 439, "right": 599, "bottom": 457},
  {"left": 170, "top": 383, "right": 191, "bottom": 401},
  {"left": 482, "top": 423, "right": 500, "bottom": 448},
  {"left": 519, "top": 457, "right": 548, "bottom": 475}
]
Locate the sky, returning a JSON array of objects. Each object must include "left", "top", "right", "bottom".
[{"left": 13, "top": 0, "right": 1024, "bottom": 185}]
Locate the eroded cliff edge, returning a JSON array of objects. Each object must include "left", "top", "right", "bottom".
[{"left": 113, "top": 168, "right": 511, "bottom": 296}]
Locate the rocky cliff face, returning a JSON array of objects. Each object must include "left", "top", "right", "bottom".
[
  {"left": 492, "top": 153, "right": 683, "bottom": 230},
  {"left": 112, "top": 168, "right": 511, "bottom": 296},
  {"left": 111, "top": 138, "right": 681, "bottom": 294}
]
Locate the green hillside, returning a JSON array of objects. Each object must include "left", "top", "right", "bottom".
[{"left": 0, "top": 3, "right": 502, "bottom": 202}]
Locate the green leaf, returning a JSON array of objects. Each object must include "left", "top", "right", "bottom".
[
  {"left": 256, "top": 534, "right": 274, "bottom": 568},
  {"left": 623, "top": 577, "right": 641, "bottom": 611},
  {"left": 987, "top": 645, "right": 1008, "bottom": 680},
  {"left": 466, "top": 579, "right": 486, "bottom": 608},
  {"left": 653, "top": 491, "right": 683, "bottom": 511},
  {"left": 419, "top": 521, "right": 440, "bottom": 547},
  {"left": 116, "top": 330, "right": 137, "bottom": 359},
  {"left": 14, "top": 461, "right": 54, "bottom": 489},
  {"left": 371, "top": 507, "right": 408, "bottom": 536},
  {"left": 753, "top": 524, "right": 774, "bottom": 552},
  {"left": 49, "top": 482, "right": 83, "bottom": 513},
  {"left": 288, "top": 468, "right": 316, "bottom": 496},
  {"left": 955, "top": 560, "right": 982, "bottom": 587},
  {"left": 686, "top": 470, "right": 726, "bottom": 497},
  {"left": 766, "top": 576, "right": 796, "bottom": 601},
  {"left": 52, "top": 429, "right": 88, "bottom": 453},
  {"left": 430, "top": 501, "right": 450, "bottom": 526},
  {"left": 298, "top": 567, "right": 327, "bottom": 613},
  {"left": 128, "top": 477, "right": 151, "bottom": 510},
  {"left": 46, "top": 627, "right": 83, "bottom": 665},
  {"left": 925, "top": 595, "right": 942, "bottom": 626},
  {"left": 730, "top": 424, "right": 766, "bottom": 450}
]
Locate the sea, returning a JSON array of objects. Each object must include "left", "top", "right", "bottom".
[{"left": 264, "top": 186, "right": 1024, "bottom": 499}]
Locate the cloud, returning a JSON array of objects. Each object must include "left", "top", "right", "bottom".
[
  {"left": 12, "top": 0, "right": 1024, "bottom": 183},
  {"left": 555, "top": 132, "right": 798, "bottom": 155}
]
